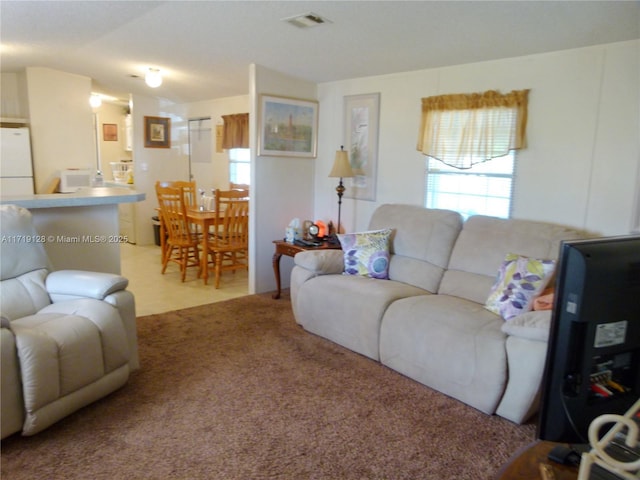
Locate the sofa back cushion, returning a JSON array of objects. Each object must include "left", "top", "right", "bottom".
[
  {"left": 368, "top": 204, "right": 463, "bottom": 292},
  {"left": 439, "top": 215, "right": 588, "bottom": 304},
  {"left": 0, "top": 269, "right": 51, "bottom": 320},
  {"left": 1, "top": 205, "right": 51, "bottom": 282}
]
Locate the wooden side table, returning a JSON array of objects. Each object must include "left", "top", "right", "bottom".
[
  {"left": 272, "top": 240, "right": 341, "bottom": 299},
  {"left": 495, "top": 441, "right": 578, "bottom": 480}
]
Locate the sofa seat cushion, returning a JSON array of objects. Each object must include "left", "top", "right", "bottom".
[
  {"left": 295, "top": 274, "right": 428, "bottom": 360},
  {"left": 379, "top": 294, "right": 507, "bottom": 414},
  {"left": 10, "top": 299, "right": 131, "bottom": 434}
]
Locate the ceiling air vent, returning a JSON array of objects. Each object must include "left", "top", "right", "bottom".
[{"left": 283, "top": 12, "right": 331, "bottom": 29}]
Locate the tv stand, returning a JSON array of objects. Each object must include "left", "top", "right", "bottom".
[{"left": 495, "top": 441, "right": 578, "bottom": 479}]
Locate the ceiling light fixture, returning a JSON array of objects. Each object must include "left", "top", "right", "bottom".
[
  {"left": 89, "top": 93, "right": 102, "bottom": 108},
  {"left": 145, "top": 68, "right": 162, "bottom": 88}
]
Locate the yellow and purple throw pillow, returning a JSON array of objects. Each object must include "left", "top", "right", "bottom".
[
  {"left": 485, "top": 253, "right": 556, "bottom": 320},
  {"left": 338, "top": 228, "right": 392, "bottom": 279}
]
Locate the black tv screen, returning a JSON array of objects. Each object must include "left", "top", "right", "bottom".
[{"left": 537, "top": 235, "right": 640, "bottom": 443}]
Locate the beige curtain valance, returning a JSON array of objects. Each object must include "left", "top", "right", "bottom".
[
  {"left": 417, "top": 89, "right": 529, "bottom": 169},
  {"left": 222, "top": 113, "right": 249, "bottom": 149}
]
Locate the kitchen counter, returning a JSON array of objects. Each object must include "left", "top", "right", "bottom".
[
  {"left": 0, "top": 186, "right": 144, "bottom": 208},
  {"left": 0, "top": 187, "right": 145, "bottom": 274}
]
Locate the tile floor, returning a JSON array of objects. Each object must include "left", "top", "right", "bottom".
[{"left": 120, "top": 243, "right": 249, "bottom": 317}]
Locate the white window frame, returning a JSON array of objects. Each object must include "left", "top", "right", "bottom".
[
  {"left": 228, "top": 148, "right": 250, "bottom": 186},
  {"left": 424, "top": 151, "right": 516, "bottom": 220}
]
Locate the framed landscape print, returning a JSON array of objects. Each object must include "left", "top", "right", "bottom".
[
  {"left": 259, "top": 95, "right": 318, "bottom": 158},
  {"left": 144, "top": 116, "right": 171, "bottom": 148},
  {"left": 343, "top": 93, "right": 380, "bottom": 201}
]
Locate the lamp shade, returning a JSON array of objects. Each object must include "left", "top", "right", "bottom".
[{"left": 328, "top": 148, "right": 354, "bottom": 178}]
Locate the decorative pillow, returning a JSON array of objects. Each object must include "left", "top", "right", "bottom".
[
  {"left": 485, "top": 253, "right": 556, "bottom": 320},
  {"left": 337, "top": 228, "right": 392, "bottom": 279}
]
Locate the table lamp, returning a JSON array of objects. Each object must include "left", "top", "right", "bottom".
[{"left": 328, "top": 146, "right": 354, "bottom": 237}]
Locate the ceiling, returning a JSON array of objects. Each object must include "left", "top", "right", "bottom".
[{"left": 1, "top": 1, "right": 639, "bottom": 105}]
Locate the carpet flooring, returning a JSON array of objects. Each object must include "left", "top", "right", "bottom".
[{"left": 1, "top": 292, "right": 536, "bottom": 479}]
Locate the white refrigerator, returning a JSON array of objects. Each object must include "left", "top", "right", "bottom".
[{"left": 1, "top": 126, "right": 35, "bottom": 195}]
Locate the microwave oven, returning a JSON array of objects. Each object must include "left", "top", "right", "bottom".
[{"left": 60, "top": 169, "right": 91, "bottom": 193}]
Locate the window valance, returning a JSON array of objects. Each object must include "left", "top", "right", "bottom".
[
  {"left": 222, "top": 113, "right": 249, "bottom": 149},
  {"left": 417, "top": 89, "right": 529, "bottom": 169}
]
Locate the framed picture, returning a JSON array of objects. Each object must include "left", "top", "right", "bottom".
[
  {"left": 344, "top": 93, "right": 380, "bottom": 201},
  {"left": 103, "top": 123, "right": 118, "bottom": 141},
  {"left": 258, "top": 94, "right": 318, "bottom": 158},
  {"left": 144, "top": 116, "right": 171, "bottom": 148}
]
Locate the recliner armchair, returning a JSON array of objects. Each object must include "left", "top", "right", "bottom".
[{"left": 1, "top": 205, "right": 139, "bottom": 438}]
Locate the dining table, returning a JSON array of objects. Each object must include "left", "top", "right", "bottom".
[{"left": 185, "top": 208, "right": 219, "bottom": 284}]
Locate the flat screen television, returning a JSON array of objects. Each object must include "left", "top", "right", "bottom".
[{"left": 537, "top": 234, "right": 640, "bottom": 443}]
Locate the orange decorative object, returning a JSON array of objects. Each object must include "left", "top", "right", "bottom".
[{"left": 315, "top": 220, "right": 327, "bottom": 238}]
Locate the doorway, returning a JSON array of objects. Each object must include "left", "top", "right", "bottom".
[{"left": 188, "top": 117, "right": 213, "bottom": 192}]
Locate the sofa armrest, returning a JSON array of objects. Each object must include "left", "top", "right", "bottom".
[
  {"left": 294, "top": 250, "right": 344, "bottom": 275},
  {"left": 46, "top": 270, "right": 129, "bottom": 302},
  {"left": 500, "top": 310, "right": 552, "bottom": 342}
]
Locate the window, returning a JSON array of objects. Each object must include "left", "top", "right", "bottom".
[
  {"left": 229, "top": 148, "right": 250, "bottom": 186},
  {"left": 417, "top": 89, "right": 529, "bottom": 219},
  {"left": 425, "top": 152, "right": 515, "bottom": 219}
]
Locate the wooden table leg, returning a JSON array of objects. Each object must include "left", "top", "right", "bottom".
[
  {"left": 201, "top": 222, "right": 209, "bottom": 284},
  {"left": 272, "top": 251, "right": 283, "bottom": 299}
]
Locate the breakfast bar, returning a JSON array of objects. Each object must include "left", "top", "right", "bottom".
[{"left": 0, "top": 187, "right": 145, "bottom": 274}]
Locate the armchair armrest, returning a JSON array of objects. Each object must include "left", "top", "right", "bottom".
[
  {"left": 294, "top": 250, "right": 344, "bottom": 275},
  {"left": 500, "top": 310, "right": 552, "bottom": 342},
  {"left": 46, "top": 270, "right": 129, "bottom": 302}
]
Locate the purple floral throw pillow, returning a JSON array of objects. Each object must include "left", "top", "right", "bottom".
[
  {"left": 485, "top": 253, "right": 556, "bottom": 320},
  {"left": 337, "top": 229, "right": 392, "bottom": 279}
]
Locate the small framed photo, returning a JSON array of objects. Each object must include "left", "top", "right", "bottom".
[
  {"left": 103, "top": 123, "right": 118, "bottom": 141},
  {"left": 258, "top": 94, "right": 318, "bottom": 158},
  {"left": 144, "top": 116, "right": 171, "bottom": 148}
]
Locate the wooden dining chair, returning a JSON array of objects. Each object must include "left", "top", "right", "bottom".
[
  {"left": 211, "top": 188, "right": 249, "bottom": 238},
  {"left": 155, "top": 180, "right": 199, "bottom": 262},
  {"left": 156, "top": 180, "right": 197, "bottom": 208},
  {"left": 206, "top": 199, "right": 249, "bottom": 288},
  {"left": 155, "top": 184, "right": 201, "bottom": 282},
  {"left": 215, "top": 188, "right": 249, "bottom": 207},
  {"left": 229, "top": 182, "right": 250, "bottom": 192}
]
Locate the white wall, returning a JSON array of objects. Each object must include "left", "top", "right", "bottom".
[
  {"left": 315, "top": 41, "right": 640, "bottom": 236},
  {"left": 130, "top": 94, "right": 189, "bottom": 246},
  {"left": 250, "top": 64, "right": 317, "bottom": 294},
  {"left": 25, "top": 67, "right": 96, "bottom": 193}
]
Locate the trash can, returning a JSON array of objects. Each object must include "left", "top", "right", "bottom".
[{"left": 152, "top": 216, "right": 162, "bottom": 247}]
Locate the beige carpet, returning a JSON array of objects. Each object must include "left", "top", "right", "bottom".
[{"left": 1, "top": 292, "right": 536, "bottom": 479}]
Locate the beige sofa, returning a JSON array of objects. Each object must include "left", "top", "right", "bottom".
[
  {"left": 291, "top": 204, "right": 586, "bottom": 424},
  {"left": 1, "top": 205, "right": 139, "bottom": 438}
]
